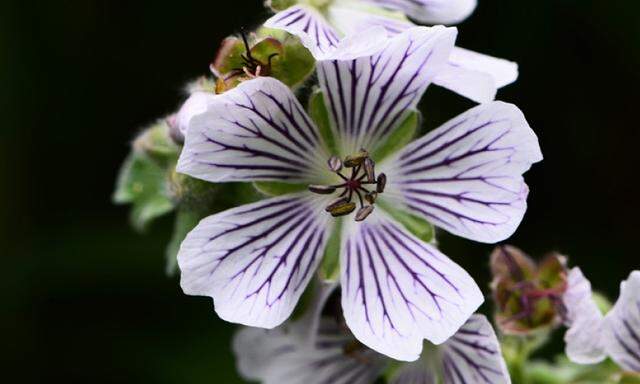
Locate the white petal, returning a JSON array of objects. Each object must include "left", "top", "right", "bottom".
[
  {"left": 562, "top": 267, "right": 606, "bottom": 364},
  {"left": 264, "top": 6, "right": 387, "bottom": 60},
  {"left": 178, "top": 194, "right": 331, "bottom": 328},
  {"left": 382, "top": 101, "right": 542, "bottom": 243},
  {"left": 177, "top": 77, "right": 328, "bottom": 183},
  {"left": 317, "top": 26, "right": 457, "bottom": 155},
  {"left": 603, "top": 271, "right": 640, "bottom": 371},
  {"left": 326, "top": 2, "right": 413, "bottom": 36},
  {"left": 233, "top": 320, "right": 386, "bottom": 384},
  {"left": 340, "top": 210, "right": 483, "bottom": 361},
  {"left": 440, "top": 315, "right": 511, "bottom": 384},
  {"left": 434, "top": 47, "right": 518, "bottom": 103},
  {"left": 175, "top": 91, "right": 214, "bottom": 134},
  {"left": 390, "top": 362, "right": 437, "bottom": 384},
  {"left": 367, "top": 0, "right": 477, "bottom": 25}
]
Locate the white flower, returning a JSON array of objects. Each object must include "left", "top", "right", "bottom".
[
  {"left": 175, "top": 26, "right": 542, "bottom": 361},
  {"left": 265, "top": 0, "right": 518, "bottom": 103},
  {"left": 233, "top": 310, "right": 511, "bottom": 384},
  {"left": 563, "top": 269, "right": 640, "bottom": 371}
]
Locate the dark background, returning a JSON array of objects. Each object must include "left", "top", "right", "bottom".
[{"left": 3, "top": 1, "right": 639, "bottom": 382}]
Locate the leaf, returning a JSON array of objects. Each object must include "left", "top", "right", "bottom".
[
  {"left": 253, "top": 181, "right": 307, "bottom": 196},
  {"left": 371, "top": 110, "right": 419, "bottom": 163},
  {"left": 378, "top": 200, "right": 436, "bottom": 243},
  {"left": 113, "top": 152, "right": 176, "bottom": 232},
  {"left": 309, "top": 90, "right": 337, "bottom": 155}
]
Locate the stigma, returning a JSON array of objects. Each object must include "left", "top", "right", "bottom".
[{"left": 308, "top": 150, "right": 386, "bottom": 222}]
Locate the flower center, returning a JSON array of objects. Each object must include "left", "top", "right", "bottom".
[{"left": 308, "top": 149, "right": 386, "bottom": 222}]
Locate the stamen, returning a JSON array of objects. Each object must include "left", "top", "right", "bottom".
[
  {"left": 312, "top": 150, "right": 387, "bottom": 222},
  {"left": 328, "top": 156, "right": 343, "bottom": 172},
  {"left": 328, "top": 201, "right": 356, "bottom": 217},
  {"left": 376, "top": 173, "right": 387, "bottom": 193},
  {"left": 363, "top": 158, "right": 375, "bottom": 183},
  {"left": 344, "top": 150, "right": 368, "bottom": 168},
  {"left": 355, "top": 205, "right": 374, "bottom": 222},
  {"left": 309, "top": 185, "right": 337, "bottom": 195}
]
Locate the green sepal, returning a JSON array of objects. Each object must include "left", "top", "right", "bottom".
[
  {"left": 378, "top": 200, "right": 435, "bottom": 244},
  {"left": 253, "top": 181, "right": 307, "bottom": 196},
  {"left": 266, "top": 0, "right": 297, "bottom": 11},
  {"left": 269, "top": 35, "right": 315, "bottom": 88},
  {"left": 165, "top": 206, "right": 205, "bottom": 276},
  {"left": 113, "top": 152, "right": 176, "bottom": 232},
  {"left": 309, "top": 90, "right": 337, "bottom": 155},
  {"left": 371, "top": 110, "right": 420, "bottom": 163},
  {"left": 320, "top": 219, "right": 342, "bottom": 281}
]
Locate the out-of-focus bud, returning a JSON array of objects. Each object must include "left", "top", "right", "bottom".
[{"left": 490, "top": 245, "right": 568, "bottom": 335}]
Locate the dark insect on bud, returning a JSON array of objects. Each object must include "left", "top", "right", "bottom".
[
  {"left": 355, "top": 205, "right": 375, "bottom": 222},
  {"left": 328, "top": 156, "right": 343, "bottom": 172},
  {"left": 376, "top": 173, "right": 387, "bottom": 193},
  {"left": 365, "top": 191, "right": 378, "bottom": 204},
  {"left": 364, "top": 158, "right": 376, "bottom": 182},
  {"left": 344, "top": 151, "right": 369, "bottom": 168},
  {"left": 309, "top": 185, "right": 337, "bottom": 195},
  {"left": 328, "top": 201, "right": 356, "bottom": 217}
]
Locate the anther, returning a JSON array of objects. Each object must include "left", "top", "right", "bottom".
[
  {"left": 364, "top": 158, "right": 376, "bottom": 182},
  {"left": 325, "top": 197, "right": 350, "bottom": 212},
  {"left": 328, "top": 156, "right": 343, "bottom": 172},
  {"left": 376, "top": 173, "right": 387, "bottom": 193},
  {"left": 355, "top": 205, "right": 375, "bottom": 222},
  {"left": 328, "top": 201, "right": 357, "bottom": 217},
  {"left": 365, "top": 191, "right": 378, "bottom": 205},
  {"left": 344, "top": 150, "right": 369, "bottom": 168},
  {"left": 309, "top": 185, "right": 337, "bottom": 195}
]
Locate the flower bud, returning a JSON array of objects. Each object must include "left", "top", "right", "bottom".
[{"left": 490, "top": 245, "right": 568, "bottom": 335}]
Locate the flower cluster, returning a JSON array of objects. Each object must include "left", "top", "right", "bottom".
[{"left": 113, "top": 1, "right": 639, "bottom": 383}]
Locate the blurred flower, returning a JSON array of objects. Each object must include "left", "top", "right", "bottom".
[
  {"left": 564, "top": 270, "right": 640, "bottom": 373},
  {"left": 265, "top": 0, "right": 518, "bottom": 103},
  {"left": 490, "top": 245, "right": 568, "bottom": 335},
  {"left": 175, "top": 26, "right": 541, "bottom": 361},
  {"left": 234, "top": 303, "right": 511, "bottom": 384}
]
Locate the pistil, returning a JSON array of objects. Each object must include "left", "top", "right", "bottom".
[{"left": 308, "top": 150, "right": 386, "bottom": 222}]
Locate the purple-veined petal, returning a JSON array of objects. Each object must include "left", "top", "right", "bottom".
[
  {"left": 326, "top": 2, "right": 414, "bottom": 36},
  {"left": 390, "top": 362, "right": 437, "bottom": 384},
  {"left": 433, "top": 47, "right": 519, "bottom": 103},
  {"left": 340, "top": 210, "right": 483, "bottom": 361},
  {"left": 175, "top": 91, "right": 215, "bottom": 134},
  {"left": 365, "top": 0, "right": 477, "bottom": 25},
  {"left": 562, "top": 267, "right": 606, "bottom": 364},
  {"left": 317, "top": 26, "right": 457, "bottom": 155},
  {"left": 603, "top": 271, "right": 640, "bottom": 372},
  {"left": 381, "top": 101, "right": 542, "bottom": 244},
  {"left": 177, "top": 77, "right": 328, "bottom": 183},
  {"left": 264, "top": 5, "right": 387, "bottom": 60},
  {"left": 233, "top": 319, "right": 386, "bottom": 384},
  {"left": 440, "top": 315, "right": 511, "bottom": 384},
  {"left": 177, "top": 194, "right": 331, "bottom": 328}
]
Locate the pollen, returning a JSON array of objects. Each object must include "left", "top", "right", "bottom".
[{"left": 308, "top": 150, "right": 386, "bottom": 222}]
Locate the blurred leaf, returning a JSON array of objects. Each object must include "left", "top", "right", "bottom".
[{"left": 371, "top": 110, "right": 419, "bottom": 163}]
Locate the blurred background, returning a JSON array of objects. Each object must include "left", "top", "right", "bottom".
[{"left": 2, "top": 0, "right": 639, "bottom": 382}]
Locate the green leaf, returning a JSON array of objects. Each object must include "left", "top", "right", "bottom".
[
  {"left": 320, "top": 219, "right": 342, "bottom": 281},
  {"left": 371, "top": 110, "right": 419, "bottom": 163},
  {"left": 269, "top": 36, "right": 315, "bottom": 88},
  {"left": 113, "top": 152, "right": 176, "bottom": 232},
  {"left": 165, "top": 206, "right": 206, "bottom": 276},
  {"left": 309, "top": 90, "right": 337, "bottom": 156},
  {"left": 253, "top": 181, "right": 307, "bottom": 196},
  {"left": 377, "top": 200, "right": 435, "bottom": 243}
]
